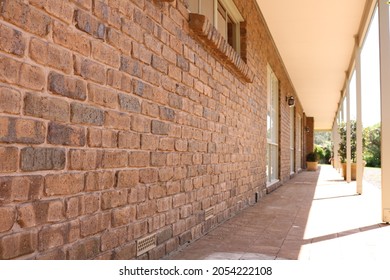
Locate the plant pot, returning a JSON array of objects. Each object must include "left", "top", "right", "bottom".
[
  {"left": 341, "top": 162, "right": 365, "bottom": 180},
  {"left": 306, "top": 161, "right": 318, "bottom": 171}
]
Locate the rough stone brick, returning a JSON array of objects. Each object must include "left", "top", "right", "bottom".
[
  {"left": 121, "top": 17, "right": 144, "bottom": 43},
  {"left": 118, "top": 131, "right": 140, "bottom": 149},
  {"left": 142, "top": 65, "right": 160, "bottom": 86},
  {"left": 88, "top": 83, "right": 118, "bottom": 109},
  {"left": 84, "top": 194, "right": 100, "bottom": 214},
  {"left": 0, "top": 231, "right": 37, "bottom": 259},
  {"left": 24, "top": 92, "right": 70, "bottom": 122},
  {"left": 133, "top": 79, "right": 154, "bottom": 99},
  {"left": 118, "top": 94, "right": 141, "bottom": 113},
  {"left": 0, "top": 117, "right": 46, "bottom": 144},
  {"left": 0, "top": 147, "right": 18, "bottom": 173},
  {"left": 114, "top": 242, "right": 136, "bottom": 260},
  {"left": 101, "top": 189, "right": 127, "bottom": 210},
  {"left": 85, "top": 171, "right": 115, "bottom": 191},
  {"left": 21, "top": 147, "right": 65, "bottom": 171},
  {"left": 92, "top": 40, "right": 120, "bottom": 68},
  {"left": 141, "top": 134, "right": 159, "bottom": 150},
  {"left": 52, "top": 21, "right": 90, "bottom": 56},
  {"left": 130, "top": 220, "right": 148, "bottom": 240},
  {"left": 0, "top": 86, "right": 20, "bottom": 114},
  {"left": 74, "top": 56, "right": 106, "bottom": 85},
  {"left": 128, "top": 151, "right": 150, "bottom": 167},
  {"left": 107, "top": 69, "right": 132, "bottom": 92},
  {"left": 175, "top": 139, "right": 188, "bottom": 152},
  {"left": 151, "top": 54, "right": 168, "bottom": 73},
  {"left": 93, "top": 0, "right": 121, "bottom": 28},
  {"left": 157, "top": 197, "right": 172, "bottom": 212},
  {"left": 158, "top": 167, "right": 174, "bottom": 182},
  {"left": 29, "top": 38, "right": 73, "bottom": 74},
  {"left": 139, "top": 168, "right": 158, "bottom": 184},
  {"left": 151, "top": 152, "right": 167, "bottom": 166},
  {"left": 157, "top": 226, "right": 173, "bottom": 245},
  {"left": 68, "top": 149, "right": 102, "bottom": 170},
  {"left": 47, "top": 122, "right": 85, "bottom": 146},
  {"left": 74, "top": 9, "right": 106, "bottom": 39},
  {"left": 80, "top": 213, "right": 110, "bottom": 237},
  {"left": 16, "top": 200, "right": 65, "bottom": 228},
  {"left": 102, "top": 150, "right": 128, "bottom": 168},
  {"left": 70, "top": 0, "right": 92, "bottom": 10},
  {"left": 0, "top": 175, "right": 43, "bottom": 203},
  {"left": 116, "top": 170, "right": 139, "bottom": 189},
  {"left": 136, "top": 200, "right": 157, "bottom": 219},
  {"left": 179, "top": 230, "right": 192, "bottom": 245},
  {"left": 48, "top": 72, "right": 87, "bottom": 100},
  {"left": 101, "top": 129, "right": 117, "bottom": 148},
  {"left": 100, "top": 228, "right": 127, "bottom": 251},
  {"left": 131, "top": 115, "right": 151, "bottom": 133},
  {"left": 30, "top": 0, "right": 74, "bottom": 24},
  {"left": 120, "top": 56, "right": 142, "bottom": 78},
  {"left": 36, "top": 249, "right": 66, "bottom": 260},
  {"left": 112, "top": 205, "right": 136, "bottom": 227},
  {"left": 87, "top": 128, "right": 102, "bottom": 147},
  {"left": 0, "top": 55, "right": 20, "bottom": 85},
  {"left": 0, "top": 207, "right": 14, "bottom": 233},
  {"left": 104, "top": 111, "right": 130, "bottom": 130},
  {"left": 0, "top": 23, "right": 26, "bottom": 56},
  {"left": 71, "top": 102, "right": 104, "bottom": 126},
  {"left": 159, "top": 106, "right": 176, "bottom": 121},
  {"left": 151, "top": 120, "right": 170, "bottom": 135},
  {"left": 67, "top": 237, "right": 100, "bottom": 260},
  {"left": 44, "top": 173, "right": 84, "bottom": 196},
  {"left": 128, "top": 186, "right": 146, "bottom": 204},
  {"left": 38, "top": 222, "right": 74, "bottom": 251},
  {"left": 141, "top": 101, "right": 159, "bottom": 118},
  {"left": 19, "top": 62, "right": 45, "bottom": 91},
  {"left": 0, "top": 0, "right": 51, "bottom": 37},
  {"left": 159, "top": 137, "right": 175, "bottom": 151}
]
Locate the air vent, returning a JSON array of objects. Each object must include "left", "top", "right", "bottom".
[
  {"left": 136, "top": 233, "right": 156, "bottom": 256},
  {"left": 205, "top": 207, "right": 214, "bottom": 220}
]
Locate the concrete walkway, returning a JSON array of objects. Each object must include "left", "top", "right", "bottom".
[{"left": 166, "top": 165, "right": 390, "bottom": 260}]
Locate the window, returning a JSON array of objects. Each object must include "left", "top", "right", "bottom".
[
  {"left": 290, "top": 106, "right": 295, "bottom": 174},
  {"left": 188, "top": 0, "right": 243, "bottom": 54},
  {"left": 266, "top": 65, "right": 279, "bottom": 185}
]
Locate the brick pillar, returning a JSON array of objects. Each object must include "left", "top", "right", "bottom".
[{"left": 305, "top": 117, "right": 314, "bottom": 155}]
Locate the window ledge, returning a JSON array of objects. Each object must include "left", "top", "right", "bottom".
[{"left": 189, "top": 13, "right": 254, "bottom": 83}]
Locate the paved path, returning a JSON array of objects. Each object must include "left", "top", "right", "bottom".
[{"left": 166, "top": 165, "right": 389, "bottom": 260}]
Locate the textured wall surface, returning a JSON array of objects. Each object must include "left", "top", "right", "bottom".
[{"left": 0, "top": 0, "right": 306, "bottom": 259}]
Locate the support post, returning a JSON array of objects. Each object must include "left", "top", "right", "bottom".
[
  {"left": 346, "top": 88, "right": 352, "bottom": 183},
  {"left": 355, "top": 43, "right": 363, "bottom": 195},
  {"left": 379, "top": 0, "right": 390, "bottom": 222}
]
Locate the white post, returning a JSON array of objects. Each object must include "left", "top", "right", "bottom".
[
  {"left": 379, "top": 0, "right": 390, "bottom": 223},
  {"left": 346, "top": 87, "right": 352, "bottom": 183},
  {"left": 356, "top": 44, "right": 363, "bottom": 195}
]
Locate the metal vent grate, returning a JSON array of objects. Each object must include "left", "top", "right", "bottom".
[
  {"left": 137, "top": 233, "right": 156, "bottom": 256},
  {"left": 205, "top": 207, "right": 214, "bottom": 220}
]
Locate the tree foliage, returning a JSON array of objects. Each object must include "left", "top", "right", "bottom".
[{"left": 363, "top": 123, "right": 381, "bottom": 167}]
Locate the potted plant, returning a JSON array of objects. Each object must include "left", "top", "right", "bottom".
[
  {"left": 306, "top": 152, "right": 318, "bottom": 171},
  {"left": 338, "top": 121, "right": 364, "bottom": 180}
]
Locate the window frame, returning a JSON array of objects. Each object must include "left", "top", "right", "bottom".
[{"left": 290, "top": 106, "right": 295, "bottom": 174}]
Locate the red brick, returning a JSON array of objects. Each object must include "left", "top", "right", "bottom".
[
  {"left": 139, "top": 168, "right": 158, "bottom": 184},
  {"left": 84, "top": 194, "right": 100, "bottom": 214},
  {"left": 88, "top": 83, "right": 118, "bottom": 109},
  {"left": 0, "top": 23, "right": 26, "bottom": 56},
  {"left": 159, "top": 167, "right": 174, "bottom": 182},
  {"left": 141, "top": 134, "right": 159, "bottom": 150},
  {"left": 21, "top": 147, "right": 65, "bottom": 171},
  {"left": 92, "top": 40, "right": 120, "bottom": 68},
  {"left": 102, "top": 150, "right": 128, "bottom": 168},
  {"left": 38, "top": 222, "right": 74, "bottom": 251},
  {"left": 36, "top": 249, "right": 66, "bottom": 260},
  {"left": 0, "top": 0, "right": 51, "bottom": 37},
  {"left": 71, "top": 102, "right": 104, "bottom": 126},
  {"left": 0, "top": 231, "right": 37, "bottom": 259},
  {"left": 29, "top": 38, "right": 73, "bottom": 74},
  {"left": 118, "top": 131, "right": 140, "bottom": 149},
  {"left": 148, "top": 184, "right": 166, "bottom": 199},
  {"left": 122, "top": 17, "right": 144, "bottom": 42},
  {"left": 52, "top": 21, "right": 91, "bottom": 56},
  {"left": 80, "top": 213, "right": 110, "bottom": 237},
  {"left": 0, "top": 55, "right": 21, "bottom": 85},
  {"left": 101, "top": 189, "right": 127, "bottom": 210},
  {"left": 24, "top": 92, "right": 70, "bottom": 122},
  {"left": 16, "top": 200, "right": 65, "bottom": 228},
  {"left": 107, "top": 69, "right": 132, "bottom": 92},
  {"left": 102, "top": 129, "right": 118, "bottom": 147},
  {"left": 93, "top": 0, "right": 121, "bottom": 28},
  {"left": 70, "top": 0, "right": 92, "bottom": 10},
  {"left": 48, "top": 122, "right": 86, "bottom": 146},
  {"left": 157, "top": 197, "right": 172, "bottom": 213},
  {"left": 19, "top": 61, "right": 45, "bottom": 91},
  {"left": 0, "top": 117, "right": 45, "bottom": 144},
  {"left": 136, "top": 200, "right": 157, "bottom": 219},
  {"left": 159, "top": 137, "right": 175, "bottom": 151},
  {"left": 152, "top": 120, "right": 170, "bottom": 135},
  {"left": 159, "top": 106, "right": 176, "bottom": 121},
  {"left": 112, "top": 205, "right": 136, "bottom": 227},
  {"left": 104, "top": 111, "right": 131, "bottom": 130},
  {"left": 0, "top": 175, "right": 43, "bottom": 203},
  {"left": 148, "top": 213, "right": 166, "bottom": 233},
  {"left": 67, "top": 237, "right": 100, "bottom": 260},
  {"left": 114, "top": 242, "right": 136, "bottom": 260},
  {"left": 129, "top": 151, "right": 150, "bottom": 167},
  {"left": 74, "top": 56, "right": 106, "bottom": 85},
  {"left": 141, "top": 101, "right": 159, "bottom": 117},
  {"left": 116, "top": 170, "right": 139, "bottom": 188},
  {"left": 142, "top": 65, "right": 160, "bottom": 86},
  {"left": 175, "top": 139, "right": 188, "bottom": 151},
  {"left": 100, "top": 227, "right": 127, "bottom": 251},
  {"left": 151, "top": 54, "right": 168, "bottom": 73},
  {"left": 87, "top": 128, "right": 102, "bottom": 147},
  {"left": 75, "top": 9, "right": 106, "bottom": 39},
  {"left": 0, "top": 207, "right": 14, "bottom": 233},
  {"left": 44, "top": 173, "right": 84, "bottom": 196},
  {"left": 30, "top": 0, "right": 74, "bottom": 23},
  {"left": 131, "top": 115, "right": 151, "bottom": 133},
  {"left": 151, "top": 152, "right": 167, "bottom": 166},
  {"left": 133, "top": 79, "right": 154, "bottom": 99},
  {"left": 48, "top": 71, "right": 87, "bottom": 100},
  {"left": 165, "top": 208, "right": 179, "bottom": 225},
  {"left": 120, "top": 55, "right": 143, "bottom": 78},
  {"left": 68, "top": 149, "right": 101, "bottom": 170},
  {"left": 0, "top": 147, "right": 18, "bottom": 173},
  {"left": 128, "top": 186, "right": 146, "bottom": 204},
  {"left": 0, "top": 86, "right": 20, "bottom": 114},
  {"left": 85, "top": 171, "right": 115, "bottom": 191}
]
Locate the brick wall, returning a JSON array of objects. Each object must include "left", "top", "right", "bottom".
[{"left": 0, "top": 0, "right": 305, "bottom": 259}]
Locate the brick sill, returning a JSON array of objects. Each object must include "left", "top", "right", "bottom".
[{"left": 189, "top": 13, "right": 254, "bottom": 83}]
